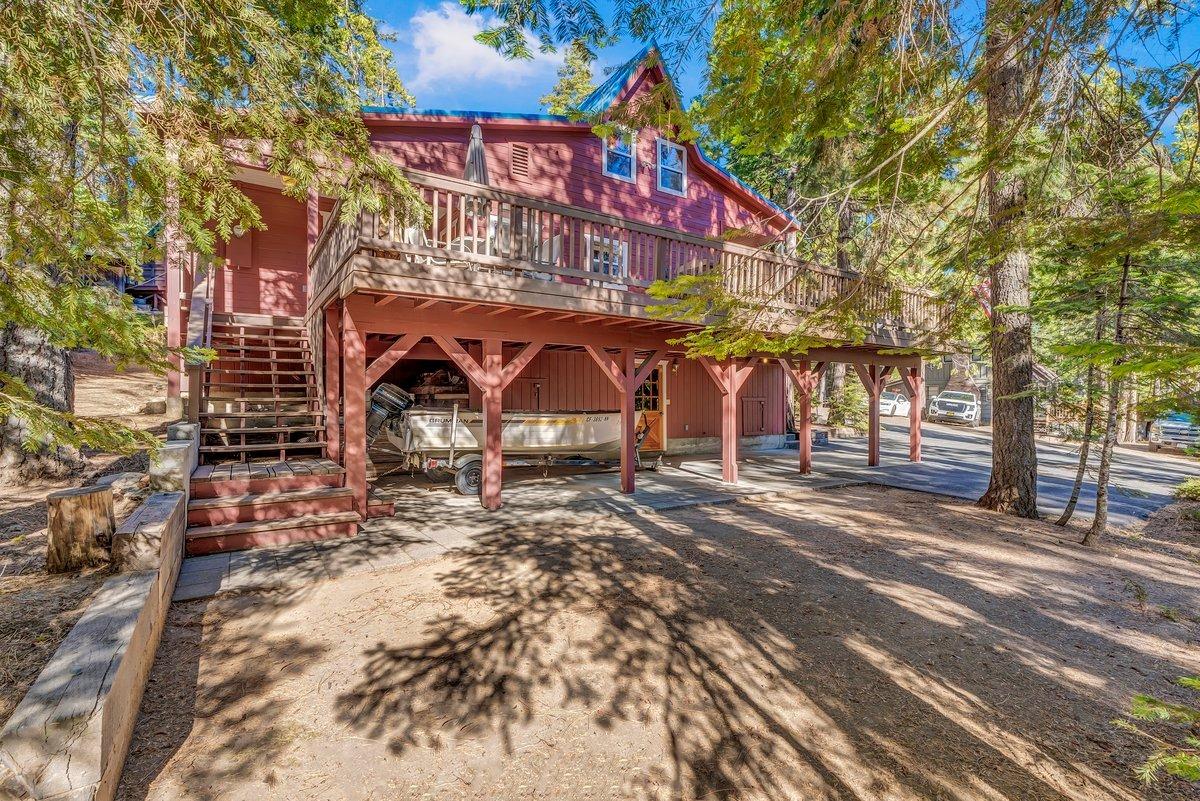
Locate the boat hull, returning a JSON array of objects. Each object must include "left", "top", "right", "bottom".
[{"left": 383, "top": 409, "right": 623, "bottom": 459}]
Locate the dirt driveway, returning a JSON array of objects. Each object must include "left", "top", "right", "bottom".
[{"left": 119, "top": 486, "right": 1200, "bottom": 801}]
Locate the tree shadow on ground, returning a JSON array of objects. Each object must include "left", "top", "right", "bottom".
[
  {"left": 117, "top": 584, "right": 333, "bottom": 801},
  {"left": 334, "top": 485, "right": 1199, "bottom": 800}
]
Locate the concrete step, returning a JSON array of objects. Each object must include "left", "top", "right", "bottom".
[
  {"left": 185, "top": 511, "right": 360, "bottom": 556},
  {"left": 187, "top": 486, "right": 353, "bottom": 526}
]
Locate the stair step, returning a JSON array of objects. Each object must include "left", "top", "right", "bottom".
[
  {"left": 192, "top": 458, "right": 344, "bottom": 482},
  {"left": 185, "top": 511, "right": 360, "bottom": 555},
  {"left": 200, "top": 441, "right": 325, "bottom": 453},
  {"left": 210, "top": 357, "right": 312, "bottom": 364},
  {"left": 202, "top": 382, "right": 314, "bottom": 390},
  {"left": 186, "top": 511, "right": 360, "bottom": 538},
  {"left": 211, "top": 313, "right": 305, "bottom": 327},
  {"left": 204, "top": 368, "right": 315, "bottom": 376},
  {"left": 201, "top": 399, "right": 320, "bottom": 408},
  {"left": 210, "top": 346, "right": 311, "bottom": 353},
  {"left": 211, "top": 333, "right": 308, "bottom": 342},
  {"left": 200, "top": 410, "right": 324, "bottom": 418},
  {"left": 201, "top": 425, "right": 325, "bottom": 435},
  {"left": 188, "top": 486, "right": 352, "bottom": 511}
]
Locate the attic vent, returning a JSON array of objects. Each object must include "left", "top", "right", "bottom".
[{"left": 510, "top": 143, "right": 531, "bottom": 179}]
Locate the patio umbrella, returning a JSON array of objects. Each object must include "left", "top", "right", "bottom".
[{"left": 463, "top": 123, "right": 489, "bottom": 185}]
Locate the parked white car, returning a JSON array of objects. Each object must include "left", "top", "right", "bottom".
[
  {"left": 880, "top": 390, "right": 912, "bottom": 417},
  {"left": 1149, "top": 412, "right": 1200, "bottom": 453},
  {"left": 927, "top": 390, "right": 982, "bottom": 426}
]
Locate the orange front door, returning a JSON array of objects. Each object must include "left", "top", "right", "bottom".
[{"left": 635, "top": 366, "right": 665, "bottom": 452}]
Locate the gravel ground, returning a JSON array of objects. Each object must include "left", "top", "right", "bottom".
[{"left": 119, "top": 485, "right": 1200, "bottom": 801}]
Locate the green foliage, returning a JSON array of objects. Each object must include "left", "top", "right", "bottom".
[
  {"left": 0, "top": 0, "right": 419, "bottom": 459},
  {"left": 1174, "top": 478, "right": 1200, "bottom": 502},
  {"left": 828, "top": 378, "right": 868, "bottom": 432},
  {"left": 540, "top": 40, "right": 596, "bottom": 116},
  {"left": 1116, "top": 677, "right": 1200, "bottom": 785}
]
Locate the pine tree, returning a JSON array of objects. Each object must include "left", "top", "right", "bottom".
[
  {"left": 541, "top": 41, "right": 596, "bottom": 116},
  {"left": 0, "top": 0, "right": 420, "bottom": 481}
]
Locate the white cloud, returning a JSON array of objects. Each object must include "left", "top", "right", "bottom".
[{"left": 403, "top": 4, "right": 561, "bottom": 94}]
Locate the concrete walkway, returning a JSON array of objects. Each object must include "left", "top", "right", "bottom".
[{"left": 174, "top": 420, "right": 1197, "bottom": 602}]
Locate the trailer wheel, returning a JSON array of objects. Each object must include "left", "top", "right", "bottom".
[{"left": 454, "top": 462, "right": 483, "bottom": 495}]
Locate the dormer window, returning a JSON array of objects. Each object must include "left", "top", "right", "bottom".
[
  {"left": 656, "top": 139, "right": 686, "bottom": 196},
  {"left": 602, "top": 128, "right": 636, "bottom": 182}
]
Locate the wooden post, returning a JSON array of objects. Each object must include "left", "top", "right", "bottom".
[
  {"left": 481, "top": 338, "right": 503, "bottom": 511},
  {"left": 343, "top": 306, "right": 367, "bottom": 517},
  {"left": 853, "top": 363, "right": 895, "bottom": 467},
  {"left": 46, "top": 486, "right": 115, "bottom": 573},
  {"left": 698, "top": 357, "right": 756, "bottom": 484},
  {"left": 164, "top": 193, "right": 183, "bottom": 417},
  {"left": 305, "top": 188, "right": 320, "bottom": 303},
  {"left": 432, "top": 335, "right": 545, "bottom": 510},
  {"left": 620, "top": 348, "right": 637, "bottom": 493},
  {"left": 903, "top": 363, "right": 924, "bottom": 462},
  {"left": 585, "top": 347, "right": 667, "bottom": 495},
  {"left": 324, "top": 304, "right": 342, "bottom": 464},
  {"left": 779, "top": 359, "right": 826, "bottom": 474}
]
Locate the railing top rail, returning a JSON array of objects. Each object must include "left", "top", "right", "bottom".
[{"left": 306, "top": 197, "right": 345, "bottom": 268}]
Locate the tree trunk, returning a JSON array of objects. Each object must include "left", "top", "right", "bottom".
[
  {"left": 1083, "top": 254, "right": 1131, "bottom": 546},
  {"left": 1120, "top": 383, "right": 1138, "bottom": 442},
  {"left": 836, "top": 199, "right": 853, "bottom": 273},
  {"left": 828, "top": 362, "right": 848, "bottom": 425},
  {"left": 977, "top": 4, "right": 1039, "bottom": 518},
  {"left": 0, "top": 324, "right": 80, "bottom": 482},
  {"left": 1056, "top": 305, "right": 1104, "bottom": 526}
]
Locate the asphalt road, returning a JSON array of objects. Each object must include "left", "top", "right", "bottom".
[{"left": 809, "top": 420, "right": 1199, "bottom": 528}]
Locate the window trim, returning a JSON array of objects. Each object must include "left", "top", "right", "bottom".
[
  {"left": 601, "top": 128, "right": 637, "bottom": 183},
  {"left": 656, "top": 138, "right": 687, "bottom": 197}
]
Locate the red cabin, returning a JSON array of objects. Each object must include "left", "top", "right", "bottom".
[{"left": 167, "top": 46, "right": 937, "bottom": 554}]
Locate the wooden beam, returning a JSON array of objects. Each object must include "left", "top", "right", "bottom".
[
  {"left": 481, "top": 339, "right": 503, "bottom": 510},
  {"left": 520, "top": 309, "right": 547, "bottom": 319},
  {"left": 620, "top": 348, "right": 636, "bottom": 495},
  {"left": 902, "top": 363, "right": 924, "bottom": 462},
  {"left": 431, "top": 335, "right": 490, "bottom": 388},
  {"left": 451, "top": 302, "right": 480, "bottom": 313},
  {"left": 498, "top": 341, "right": 546, "bottom": 390},
  {"left": 324, "top": 304, "right": 342, "bottom": 463},
  {"left": 633, "top": 349, "right": 668, "bottom": 388},
  {"left": 415, "top": 298, "right": 439, "bottom": 309},
  {"left": 343, "top": 305, "right": 368, "bottom": 517},
  {"left": 373, "top": 294, "right": 399, "bottom": 307},
  {"left": 779, "top": 358, "right": 820, "bottom": 474},
  {"left": 364, "top": 332, "right": 423, "bottom": 387},
  {"left": 697, "top": 357, "right": 756, "bottom": 482},
  {"left": 584, "top": 345, "right": 625, "bottom": 391}
]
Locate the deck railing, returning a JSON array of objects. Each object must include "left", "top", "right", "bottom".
[{"left": 307, "top": 169, "right": 947, "bottom": 335}]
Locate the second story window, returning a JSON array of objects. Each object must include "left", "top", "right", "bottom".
[
  {"left": 656, "top": 139, "right": 686, "bottom": 196},
  {"left": 602, "top": 128, "right": 636, "bottom": 182}
]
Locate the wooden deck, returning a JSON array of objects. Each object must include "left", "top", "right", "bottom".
[
  {"left": 191, "top": 457, "right": 345, "bottom": 483},
  {"left": 307, "top": 169, "right": 947, "bottom": 348}
]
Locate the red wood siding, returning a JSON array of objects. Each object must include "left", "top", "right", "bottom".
[
  {"left": 499, "top": 349, "right": 621, "bottom": 410},
  {"left": 666, "top": 359, "right": 785, "bottom": 440},
  {"left": 372, "top": 126, "right": 776, "bottom": 242},
  {"left": 213, "top": 184, "right": 308, "bottom": 317}
]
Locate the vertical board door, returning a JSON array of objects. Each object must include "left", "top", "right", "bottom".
[{"left": 635, "top": 366, "right": 666, "bottom": 451}]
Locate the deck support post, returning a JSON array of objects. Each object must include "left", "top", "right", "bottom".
[
  {"left": 432, "top": 336, "right": 545, "bottom": 510},
  {"left": 481, "top": 339, "right": 503, "bottom": 511},
  {"left": 164, "top": 192, "right": 184, "bottom": 417},
  {"left": 324, "top": 304, "right": 342, "bottom": 464},
  {"left": 852, "top": 363, "right": 895, "bottom": 467},
  {"left": 779, "top": 359, "right": 826, "bottom": 474},
  {"left": 585, "top": 347, "right": 666, "bottom": 494},
  {"left": 343, "top": 305, "right": 368, "bottom": 517},
  {"left": 698, "top": 357, "right": 756, "bottom": 483},
  {"left": 902, "top": 362, "right": 924, "bottom": 462}
]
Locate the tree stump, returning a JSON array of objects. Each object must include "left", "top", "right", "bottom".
[{"left": 46, "top": 485, "right": 114, "bottom": 573}]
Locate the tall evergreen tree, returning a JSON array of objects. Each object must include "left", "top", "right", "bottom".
[
  {"left": 541, "top": 40, "right": 596, "bottom": 115},
  {"left": 0, "top": 0, "right": 420, "bottom": 480}
]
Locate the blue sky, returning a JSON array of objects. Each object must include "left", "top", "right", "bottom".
[{"left": 368, "top": 0, "right": 706, "bottom": 113}]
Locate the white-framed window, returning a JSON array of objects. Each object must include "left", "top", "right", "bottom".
[
  {"left": 602, "top": 128, "right": 637, "bottom": 183},
  {"left": 656, "top": 139, "right": 686, "bottom": 196}
]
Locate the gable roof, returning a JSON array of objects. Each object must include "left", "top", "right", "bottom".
[{"left": 360, "top": 43, "right": 795, "bottom": 228}]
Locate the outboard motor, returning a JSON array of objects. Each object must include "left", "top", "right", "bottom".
[{"left": 367, "top": 383, "right": 415, "bottom": 443}]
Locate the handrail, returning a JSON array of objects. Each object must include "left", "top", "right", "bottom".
[
  {"left": 305, "top": 169, "right": 950, "bottom": 337},
  {"left": 184, "top": 256, "right": 214, "bottom": 423}
]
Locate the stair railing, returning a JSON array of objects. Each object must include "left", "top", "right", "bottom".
[{"left": 184, "top": 255, "right": 215, "bottom": 423}]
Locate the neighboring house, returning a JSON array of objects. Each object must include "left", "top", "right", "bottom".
[
  {"left": 923, "top": 352, "right": 1059, "bottom": 427},
  {"left": 168, "top": 46, "right": 946, "bottom": 555}
]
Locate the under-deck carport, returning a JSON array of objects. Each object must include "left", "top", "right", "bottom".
[{"left": 319, "top": 294, "right": 927, "bottom": 516}]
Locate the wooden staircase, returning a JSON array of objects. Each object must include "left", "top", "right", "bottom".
[
  {"left": 198, "top": 313, "right": 326, "bottom": 464},
  {"left": 184, "top": 312, "right": 379, "bottom": 556}
]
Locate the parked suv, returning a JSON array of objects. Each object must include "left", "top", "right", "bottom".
[
  {"left": 927, "top": 390, "right": 981, "bottom": 426},
  {"left": 880, "top": 390, "right": 912, "bottom": 417},
  {"left": 1149, "top": 412, "right": 1200, "bottom": 453}
]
